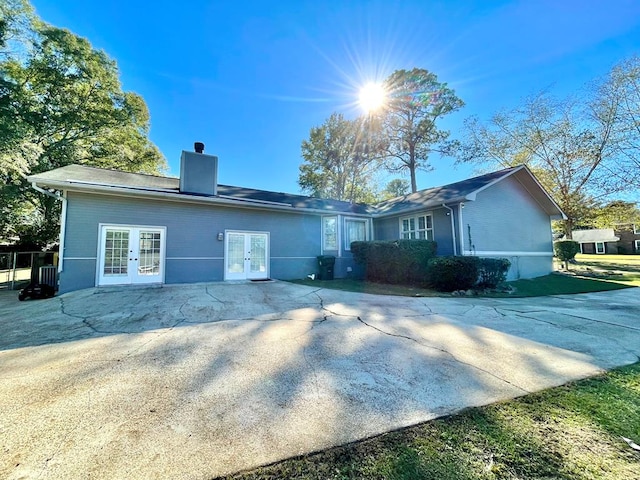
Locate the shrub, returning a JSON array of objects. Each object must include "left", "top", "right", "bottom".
[
  {"left": 476, "top": 257, "right": 511, "bottom": 289},
  {"left": 425, "top": 256, "right": 480, "bottom": 292},
  {"left": 554, "top": 240, "right": 580, "bottom": 269},
  {"left": 350, "top": 240, "right": 437, "bottom": 284}
]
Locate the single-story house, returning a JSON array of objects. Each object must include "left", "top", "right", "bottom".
[
  {"left": 28, "top": 146, "right": 566, "bottom": 293},
  {"left": 572, "top": 225, "right": 640, "bottom": 254}
]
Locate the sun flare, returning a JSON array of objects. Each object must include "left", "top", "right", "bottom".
[{"left": 358, "top": 82, "right": 386, "bottom": 112}]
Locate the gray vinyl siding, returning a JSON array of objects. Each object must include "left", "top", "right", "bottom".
[
  {"left": 462, "top": 175, "right": 553, "bottom": 253},
  {"left": 60, "top": 192, "right": 326, "bottom": 292},
  {"left": 373, "top": 207, "right": 458, "bottom": 255},
  {"left": 461, "top": 175, "right": 554, "bottom": 279}
]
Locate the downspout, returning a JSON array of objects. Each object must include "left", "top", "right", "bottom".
[
  {"left": 31, "top": 183, "right": 67, "bottom": 273},
  {"left": 458, "top": 203, "right": 465, "bottom": 256},
  {"left": 442, "top": 204, "right": 457, "bottom": 255}
]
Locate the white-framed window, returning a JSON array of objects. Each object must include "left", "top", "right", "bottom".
[
  {"left": 635, "top": 239, "right": 640, "bottom": 252},
  {"left": 400, "top": 214, "right": 434, "bottom": 240},
  {"left": 322, "top": 216, "right": 338, "bottom": 251},
  {"left": 344, "top": 218, "right": 368, "bottom": 250},
  {"left": 595, "top": 242, "right": 605, "bottom": 254},
  {"left": 634, "top": 224, "right": 638, "bottom": 234}
]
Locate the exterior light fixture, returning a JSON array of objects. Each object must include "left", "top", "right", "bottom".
[{"left": 217, "top": 232, "right": 224, "bottom": 241}]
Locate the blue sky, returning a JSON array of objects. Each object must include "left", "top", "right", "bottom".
[{"left": 31, "top": 0, "right": 640, "bottom": 195}]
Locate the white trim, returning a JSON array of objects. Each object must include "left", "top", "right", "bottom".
[
  {"left": 458, "top": 203, "right": 465, "bottom": 255},
  {"left": 58, "top": 190, "right": 68, "bottom": 273},
  {"left": 321, "top": 215, "right": 339, "bottom": 253},
  {"left": 398, "top": 212, "right": 434, "bottom": 241},
  {"left": 343, "top": 217, "right": 369, "bottom": 251},
  {"left": 634, "top": 224, "right": 638, "bottom": 234},
  {"left": 224, "top": 230, "right": 270, "bottom": 281},
  {"left": 635, "top": 239, "right": 640, "bottom": 251},
  {"left": 463, "top": 250, "right": 553, "bottom": 257},
  {"left": 337, "top": 215, "right": 342, "bottom": 257},
  {"left": 96, "top": 224, "right": 167, "bottom": 286},
  {"left": 595, "top": 242, "right": 606, "bottom": 254}
]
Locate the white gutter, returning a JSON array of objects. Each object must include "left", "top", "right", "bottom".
[
  {"left": 31, "top": 183, "right": 67, "bottom": 273},
  {"left": 458, "top": 203, "right": 465, "bottom": 256},
  {"left": 442, "top": 204, "right": 457, "bottom": 255}
]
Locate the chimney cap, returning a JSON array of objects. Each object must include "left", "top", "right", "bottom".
[{"left": 194, "top": 142, "right": 205, "bottom": 153}]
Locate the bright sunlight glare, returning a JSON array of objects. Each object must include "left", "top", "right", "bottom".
[{"left": 358, "top": 82, "right": 386, "bottom": 112}]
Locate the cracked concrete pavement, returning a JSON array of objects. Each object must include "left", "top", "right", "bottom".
[{"left": 1, "top": 281, "right": 639, "bottom": 479}]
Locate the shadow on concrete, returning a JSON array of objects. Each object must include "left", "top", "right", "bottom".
[{"left": 1, "top": 283, "right": 639, "bottom": 478}]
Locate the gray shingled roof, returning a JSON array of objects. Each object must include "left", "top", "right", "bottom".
[
  {"left": 571, "top": 229, "right": 620, "bottom": 243},
  {"left": 374, "top": 166, "right": 520, "bottom": 215},
  {"left": 28, "top": 164, "right": 374, "bottom": 215},
  {"left": 28, "top": 163, "right": 563, "bottom": 218}
]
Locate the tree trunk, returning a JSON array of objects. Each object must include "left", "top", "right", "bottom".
[{"left": 409, "top": 144, "right": 418, "bottom": 193}]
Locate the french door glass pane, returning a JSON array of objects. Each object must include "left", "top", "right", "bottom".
[
  {"left": 104, "top": 230, "right": 129, "bottom": 275},
  {"left": 227, "top": 234, "right": 245, "bottom": 273},
  {"left": 250, "top": 235, "right": 266, "bottom": 273},
  {"left": 138, "top": 231, "right": 161, "bottom": 275}
]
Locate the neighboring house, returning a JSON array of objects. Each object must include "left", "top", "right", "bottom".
[
  {"left": 572, "top": 224, "right": 640, "bottom": 254},
  {"left": 28, "top": 147, "right": 565, "bottom": 293}
]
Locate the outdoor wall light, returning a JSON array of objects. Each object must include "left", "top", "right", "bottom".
[{"left": 217, "top": 232, "right": 224, "bottom": 241}]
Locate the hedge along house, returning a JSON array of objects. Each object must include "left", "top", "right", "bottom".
[{"left": 28, "top": 145, "right": 565, "bottom": 293}]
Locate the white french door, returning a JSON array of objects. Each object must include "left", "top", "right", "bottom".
[
  {"left": 225, "top": 231, "right": 269, "bottom": 280},
  {"left": 98, "top": 225, "right": 165, "bottom": 286}
]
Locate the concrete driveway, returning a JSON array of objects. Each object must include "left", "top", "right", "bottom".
[{"left": 1, "top": 281, "right": 639, "bottom": 479}]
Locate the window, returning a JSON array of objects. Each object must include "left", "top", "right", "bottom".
[
  {"left": 635, "top": 240, "right": 640, "bottom": 252},
  {"left": 595, "top": 242, "right": 605, "bottom": 254},
  {"left": 400, "top": 214, "right": 433, "bottom": 240},
  {"left": 344, "top": 218, "right": 367, "bottom": 250},
  {"left": 323, "top": 216, "right": 338, "bottom": 251},
  {"left": 634, "top": 224, "right": 639, "bottom": 234}
]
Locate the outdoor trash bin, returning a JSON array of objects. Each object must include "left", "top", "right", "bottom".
[{"left": 317, "top": 255, "right": 335, "bottom": 280}]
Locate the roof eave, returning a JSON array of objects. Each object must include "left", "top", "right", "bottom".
[{"left": 28, "top": 179, "right": 371, "bottom": 217}]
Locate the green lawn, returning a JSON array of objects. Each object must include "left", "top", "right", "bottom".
[
  {"left": 496, "top": 273, "right": 631, "bottom": 297},
  {"left": 569, "top": 254, "right": 640, "bottom": 287},
  {"left": 218, "top": 363, "right": 640, "bottom": 480}
]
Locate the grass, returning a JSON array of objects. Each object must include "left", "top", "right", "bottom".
[
  {"left": 493, "top": 273, "right": 631, "bottom": 297},
  {"left": 569, "top": 254, "right": 640, "bottom": 287},
  {"left": 217, "top": 363, "right": 640, "bottom": 480}
]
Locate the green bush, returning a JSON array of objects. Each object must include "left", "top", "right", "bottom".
[
  {"left": 477, "top": 257, "right": 511, "bottom": 289},
  {"left": 554, "top": 240, "right": 581, "bottom": 269},
  {"left": 350, "top": 240, "right": 437, "bottom": 284},
  {"left": 554, "top": 240, "right": 581, "bottom": 261},
  {"left": 425, "top": 256, "right": 480, "bottom": 292}
]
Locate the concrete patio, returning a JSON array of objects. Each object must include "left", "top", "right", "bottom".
[{"left": 1, "top": 282, "right": 638, "bottom": 479}]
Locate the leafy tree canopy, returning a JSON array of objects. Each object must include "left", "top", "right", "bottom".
[
  {"left": 591, "top": 200, "right": 640, "bottom": 229},
  {"left": 381, "top": 178, "right": 410, "bottom": 199},
  {"left": 0, "top": 0, "right": 166, "bottom": 247},
  {"left": 458, "top": 57, "right": 640, "bottom": 237},
  {"left": 380, "top": 68, "right": 464, "bottom": 193},
  {"left": 299, "top": 112, "right": 384, "bottom": 203}
]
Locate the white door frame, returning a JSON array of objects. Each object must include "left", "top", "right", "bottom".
[
  {"left": 224, "top": 230, "right": 270, "bottom": 281},
  {"left": 96, "top": 224, "right": 166, "bottom": 286}
]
